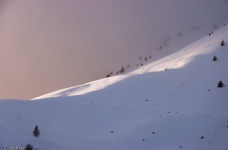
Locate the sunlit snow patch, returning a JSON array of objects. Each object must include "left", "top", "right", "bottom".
[
  {"left": 132, "top": 31, "right": 225, "bottom": 74},
  {"left": 32, "top": 75, "right": 127, "bottom": 100}
]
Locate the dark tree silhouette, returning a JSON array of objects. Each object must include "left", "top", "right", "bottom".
[
  {"left": 221, "top": 40, "right": 225, "bottom": 46},
  {"left": 217, "top": 81, "right": 224, "bottom": 87},
  {"left": 213, "top": 56, "right": 217, "bottom": 61},
  {"left": 33, "top": 125, "right": 40, "bottom": 137},
  {"left": 120, "top": 67, "right": 125, "bottom": 73},
  {"left": 25, "top": 144, "right": 33, "bottom": 150},
  {"left": 106, "top": 74, "right": 110, "bottom": 78}
]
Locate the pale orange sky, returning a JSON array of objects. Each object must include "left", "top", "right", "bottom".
[{"left": 0, "top": 0, "right": 227, "bottom": 100}]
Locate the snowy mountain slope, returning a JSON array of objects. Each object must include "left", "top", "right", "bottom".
[
  {"left": 33, "top": 24, "right": 228, "bottom": 100},
  {"left": 0, "top": 25, "right": 228, "bottom": 150}
]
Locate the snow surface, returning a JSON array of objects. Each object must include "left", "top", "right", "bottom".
[
  {"left": 0, "top": 25, "right": 228, "bottom": 150},
  {"left": 33, "top": 24, "right": 228, "bottom": 100}
]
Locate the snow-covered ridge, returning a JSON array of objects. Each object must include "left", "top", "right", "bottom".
[
  {"left": 0, "top": 25, "right": 227, "bottom": 150},
  {"left": 33, "top": 25, "right": 228, "bottom": 100}
]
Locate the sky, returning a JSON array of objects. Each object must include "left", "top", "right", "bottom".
[{"left": 0, "top": 0, "right": 227, "bottom": 100}]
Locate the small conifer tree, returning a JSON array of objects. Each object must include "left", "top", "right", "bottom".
[
  {"left": 221, "top": 40, "right": 225, "bottom": 46},
  {"left": 33, "top": 125, "right": 40, "bottom": 137},
  {"left": 120, "top": 67, "right": 125, "bottom": 73},
  {"left": 25, "top": 144, "right": 33, "bottom": 150},
  {"left": 213, "top": 56, "right": 217, "bottom": 61},
  {"left": 217, "top": 81, "right": 224, "bottom": 87},
  {"left": 106, "top": 74, "right": 110, "bottom": 78}
]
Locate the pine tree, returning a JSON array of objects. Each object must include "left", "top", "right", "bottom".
[
  {"left": 106, "top": 74, "right": 110, "bottom": 78},
  {"left": 33, "top": 125, "right": 40, "bottom": 137},
  {"left": 213, "top": 56, "right": 217, "bottom": 61},
  {"left": 25, "top": 144, "right": 33, "bottom": 150},
  {"left": 217, "top": 81, "right": 224, "bottom": 88},
  {"left": 221, "top": 40, "right": 225, "bottom": 46},
  {"left": 120, "top": 67, "right": 125, "bottom": 73}
]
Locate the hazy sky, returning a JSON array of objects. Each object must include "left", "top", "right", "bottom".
[{"left": 0, "top": 0, "right": 227, "bottom": 100}]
